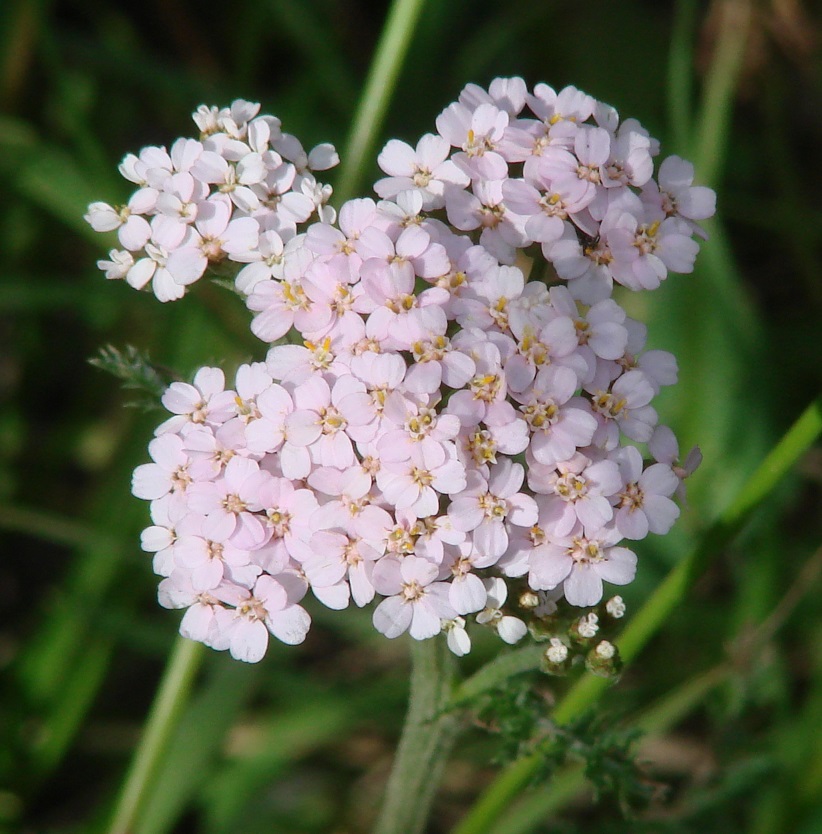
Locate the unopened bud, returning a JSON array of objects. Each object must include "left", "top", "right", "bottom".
[
  {"left": 605, "top": 596, "right": 626, "bottom": 619},
  {"left": 585, "top": 640, "right": 622, "bottom": 679},
  {"left": 595, "top": 640, "right": 615, "bottom": 660},
  {"left": 546, "top": 637, "right": 569, "bottom": 663},
  {"left": 569, "top": 612, "right": 599, "bottom": 644},
  {"left": 540, "top": 637, "right": 571, "bottom": 676},
  {"left": 519, "top": 590, "right": 540, "bottom": 609}
]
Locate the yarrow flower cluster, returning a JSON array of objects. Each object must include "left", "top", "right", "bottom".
[
  {"left": 86, "top": 100, "right": 337, "bottom": 302},
  {"left": 89, "top": 81, "right": 711, "bottom": 663}
]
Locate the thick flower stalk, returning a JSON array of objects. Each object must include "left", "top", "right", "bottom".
[{"left": 88, "top": 81, "right": 713, "bottom": 664}]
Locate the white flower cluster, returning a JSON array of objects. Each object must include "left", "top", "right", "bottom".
[
  {"left": 86, "top": 100, "right": 338, "bottom": 302},
  {"left": 89, "top": 80, "right": 711, "bottom": 663}
]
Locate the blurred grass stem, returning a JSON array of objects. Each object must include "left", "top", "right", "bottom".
[
  {"left": 667, "top": 0, "right": 698, "bottom": 153},
  {"left": 107, "top": 637, "right": 204, "bottom": 834},
  {"left": 451, "top": 393, "right": 822, "bottom": 834},
  {"left": 0, "top": 504, "right": 112, "bottom": 551},
  {"left": 334, "top": 0, "right": 427, "bottom": 206},
  {"left": 693, "top": 0, "right": 752, "bottom": 185},
  {"left": 0, "top": 0, "right": 41, "bottom": 110}
]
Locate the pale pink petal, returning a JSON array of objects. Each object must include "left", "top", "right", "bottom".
[
  {"left": 563, "top": 564, "right": 603, "bottom": 607},
  {"left": 409, "top": 604, "right": 442, "bottom": 640},
  {"left": 267, "top": 604, "right": 311, "bottom": 644},
  {"left": 596, "top": 547, "right": 637, "bottom": 585},
  {"left": 373, "top": 596, "right": 413, "bottom": 638},
  {"left": 230, "top": 618, "right": 269, "bottom": 663}
]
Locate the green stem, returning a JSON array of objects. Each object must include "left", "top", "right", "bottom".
[
  {"left": 666, "top": 0, "right": 698, "bottom": 154},
  {"left": 484, "top": 763, "right": 586, "bottom": 834},
  {"left": 693, "top": 0, "right": 752, "bottom": 185},
  {"left": 451, "top": 645, "right": 545, "bottom": 707},
  {"left": 106, "top": 636, "right": 204, "bottom": 834},
  {"left": 451, "top": 394, "right": 822, "bottom": 834},
  {"left": 372, "top": 636, "right": 460, "bottom": 834},
  {"left": 334, "top": 0, "right": 428, "bottom": 206}
]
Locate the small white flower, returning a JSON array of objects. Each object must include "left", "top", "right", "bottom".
[
  {"left": 444, "top": 617, "right": 471, "bottom": 656},
  {"left": 97, "top": 249, "right": 133, "bottom": 281},
  {"left": 476, "top": 577, "right": 527, "bottom": 644}
]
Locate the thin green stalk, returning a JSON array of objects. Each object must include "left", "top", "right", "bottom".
[
  {"left": 451, "top": 394, "right": 822, "bottom": 834},
  {"left": 666, "top": 0, "right": 698, "bottom": 153},
  {"left": 372, "top": 636, "right": 460, "bottom": 834},
  {"left": 693, "top": 0, "right": 752, "bottom": 185},
  {"left": 452, "top": 645, "right": 545, "bottom": 706},
  {"left": 107, "top": 637, "right": 204, "bottom": 834},
  {"left": 0, "top": 504, "right": 112, "bottom": 551},
  {"left": 485, "top": 763, "right": 586, "bottom": 834},
  {"left": 334, "top": 0, "right": 427, "bottom": 206},
  {"left": 32, "top": 638, "right": 113, "bottom": 777}
]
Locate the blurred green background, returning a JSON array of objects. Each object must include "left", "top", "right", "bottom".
[{"left": 1, "top": 0, "right": 822, "bottom": 832}]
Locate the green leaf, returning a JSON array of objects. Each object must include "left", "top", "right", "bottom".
[
  {"left": 129, "top": 657, "right": 260, "bottom": 834},
  {"left": 0, "top": 116, "right": 118, "bottom": 242}
]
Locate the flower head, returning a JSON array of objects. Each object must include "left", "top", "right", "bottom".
[{"left": 100, "top": 81, "right": 712, "bottom": 661}]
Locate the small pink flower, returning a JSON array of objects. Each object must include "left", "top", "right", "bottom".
[
  {"left": 173, "top": 513, "right": 260, "bottom": 592},
  {"left": 588, "top": 369, "right": 657, "bottom": 446},
  {"left": 375, "top": 134, "right": 469, "bottom": 210},
  {"left": 529, "top": 528, "right": 637, "bottom": 607},
  {"left": 515, "top": 366, "right": 597, "bottom": 466},
  {"left": 132, "top": 434, "right": 196, "bottom": 510},
  {"left": 529, "top": 453, "right": 622, "bottom": 536},
  {"left": 157, "top": 367, "right": 236, "bottom": 435},
  {"left": 612, "top": 446, "right": 680, "bottom": 539},
  {"left": 301, "top": 529, "right": 382, "bottom": 609},
  {"left": 185, "top": 456, "right": 270, "bottom": 549},
  {"left": 215, "top": 574, "right": 311, "bottom": 662},
  {"left": 436, "top": 102, "right": 510, "bottom": 180},
  {"left": 377, "top": 441, "right": 466, "bottom": 517},
  {"left": 642, "top": 155, "right": 715, "bottom": 224},
  {"left": 372, "top": 556, "right": 455, "bottom": 640},
  {"left": 448, "top": 460, "right": 537, "bottom": 560}
]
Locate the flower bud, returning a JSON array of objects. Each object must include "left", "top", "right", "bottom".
[
  {"left": 605, "top": 596, "right": 626, "bottom": 619},
  {"left": 540, "top": 637, "right": 572, "bottom": 676},
  {"left": 569, "top": 612, "right": 599, "bottom": 645},
  {"left": 519, "top": 590, "right": 540, "bottom": 609},
  {"left": 584, "top": 640, "right": 622, "bottom": 679}
]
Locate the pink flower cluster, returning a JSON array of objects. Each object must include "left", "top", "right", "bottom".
[
  {"left": 377, "top": 78, "right": 715, "bottom": 300},
  {"left": 86, "top": 100, "right": 338, "bottom": 302},
  {"left": 90, "top": 80, "right": 711, "bottom": 663}
]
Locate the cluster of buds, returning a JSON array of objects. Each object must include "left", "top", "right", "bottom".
[
  {"left": 88, "top": 80, "right": 710, "bottom": 663},
  {"left": 530, "top": 594, "right": 626, "bottom": 678}
]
